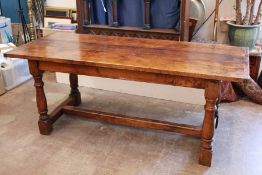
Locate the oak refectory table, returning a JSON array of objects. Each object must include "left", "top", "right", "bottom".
[{"left": 4, "top": 32, "right": 249, "bottom": 166}]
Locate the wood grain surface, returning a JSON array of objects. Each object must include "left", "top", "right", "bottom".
[{"left": 5, "top": 32, "right": 249, "bottom": 82}]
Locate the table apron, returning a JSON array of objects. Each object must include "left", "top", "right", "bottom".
[{"left": 38, "top": 61, "right": 208, "bottom": 89}]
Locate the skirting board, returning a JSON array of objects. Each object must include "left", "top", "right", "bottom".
[{"left": 56, "top": 73, "right": 205, "bottom": 105}]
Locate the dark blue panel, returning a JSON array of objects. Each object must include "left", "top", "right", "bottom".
[
  {"left": 105, "top": 0, "right": 144, "bottom": 27},
  {"left": 90, "top": 0, "right": 107, "bottom": 24},
  {"left": 117, "top": 0, "right": 144, "bottom": 27},
  {"left": 151, "top": 0, "right": 180, "bottom": 29},
  {"left": 1, "top": 0, "right": 28, "bottom": 23},
  {"left": 92, "top": 0, "right": 180, "bottom": 30}
]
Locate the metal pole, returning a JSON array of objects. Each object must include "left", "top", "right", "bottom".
[
  {"left": 213, "top": 0, "right": 220, "bottom": 41},
  {"left": 18, "top": 0, "right": 29, "bottom": 43},
  {"left": 0, "top": 0, "right": 3, "bottom": 16},
  {"left": 27, "top": 0, "right": 36, "bottom": 40}
]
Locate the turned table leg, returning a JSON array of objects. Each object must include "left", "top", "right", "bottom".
[
  {"left": 68, "top": 74, "right": 81, "bottom": 106},
  {"left": 199, "top": 81, "right": 220, "bottom": 166},
  {"left": 29, "top": 61, "right": 53, "bottom": 135}
]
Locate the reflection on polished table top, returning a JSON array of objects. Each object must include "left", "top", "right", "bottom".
[
  {"left": 5, "top": 32, "right": 249, "bottom": 82},
  {"left": 4, "top": 32, "right": 250, "bottom": 167}
]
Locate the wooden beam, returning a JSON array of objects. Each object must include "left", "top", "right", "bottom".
[
  {"left": 49, "top": 96, "right": 73, "bottom": 124},
  {"left": 77, "top": 0, "right": 91, "bottom": 33},
  {"left": 63, "top": 105, "right": 202, "bottom": 137},
  {"left": 111, "top": 0, "right": 119, "bottom": 27},
  {"left": 144, "top": 0, "right": 151, "bottom": 29},
  {"left": 39, "top": 61, "right": 206, "bottom": 89},
  {"left": 189, "top": 18, "right": 198, "bottom": 41},
  {"left": 180, "top": 0, "right": 190, "bottom": 41},
  {"left": 82, "top": 24, "right": 180, "bottom": 40}
]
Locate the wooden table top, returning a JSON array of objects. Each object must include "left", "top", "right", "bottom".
[{"left": 5, "top": 32, "right": 250, "bottom": 82}]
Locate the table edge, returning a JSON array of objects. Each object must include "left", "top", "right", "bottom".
[{"left": 4, "top": 52, "right": 250, "bottom": 83}]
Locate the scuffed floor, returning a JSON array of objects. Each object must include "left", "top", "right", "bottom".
[{"left": 0, "top": 76, "right": 261, "bottom": 175}]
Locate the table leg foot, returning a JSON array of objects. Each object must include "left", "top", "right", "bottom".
[
  {"left": 69, "top": 74, "right": 81, "bottom": 106},
  {"left": 199, "top": 140, "right": 213, "bottom": 166},
  {"left": 38, "top": 120, "right": 53, "bottom": 135},
  {"left": 199, "top": 81, "right": 220, "bottom": 167}
]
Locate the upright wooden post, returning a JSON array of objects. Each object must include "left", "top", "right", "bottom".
[
  {"left": 84, "top": 0, "right": 91, "bottom": 25},
  {"left": 213, "top": 0, "right": 220, "bottom": 41},
  {"left": 180, "top": 0, "right": 190, "bottom": 41},
  {"left": 144, "top": 0, "right": 151, "bottom": 29},
  {"left": 69, "top": 74, "right": 81, "bottom": 106},
  {"left": 112, "top": 0, "right": 119, "bottom": 27},
  {"left": 77, "top": 0, "right": 91, "bottom": 33}
]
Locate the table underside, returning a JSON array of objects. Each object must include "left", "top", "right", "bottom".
[{"left": 28, "top": 60, "right": 221, "bottom": 167}]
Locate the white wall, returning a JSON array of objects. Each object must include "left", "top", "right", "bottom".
[{"left": 45, "top": 0, "right": 76, "bottom": 8}]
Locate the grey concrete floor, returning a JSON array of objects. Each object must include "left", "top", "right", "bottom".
[{"left": 0, "top": 75, "right": 261, "bottom": 175}]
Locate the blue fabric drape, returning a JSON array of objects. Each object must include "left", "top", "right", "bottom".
[
  {"left": 151, "top": 0, "right": 180, "bottom": 29},
  {"left": 90, "top": 0, "right": 107, "bottom": 24},
  {"left": 1, "top": 0, "right": 29, "bottom": 23},
  {"left": 107, "top": 0, "right": 144, "bottom": 27},
  {"left": 91, "top": 0, "right": 180, "bottom": 30}
]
